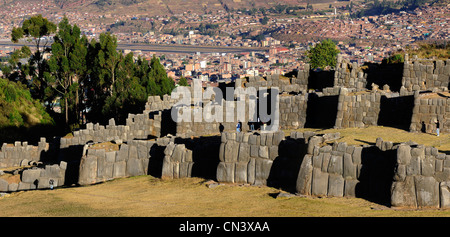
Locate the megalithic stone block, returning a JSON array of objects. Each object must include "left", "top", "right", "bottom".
[
  {"left": 311, "top": 167, "right": 329, "bottom": 196},
  {"left": 216, "top": 162, "right": 234, "bottom": 183},
  {"left": 296, "top": 154, "right": 313, "bottom": 195},
  {"left": 78, "top": 155, "right": 98, "bottom": 185}
]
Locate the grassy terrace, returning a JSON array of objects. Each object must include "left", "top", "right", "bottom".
[{"left": 1, "top": 126, "right": 450, "bottom": 217}]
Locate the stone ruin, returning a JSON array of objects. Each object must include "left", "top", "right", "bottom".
[{"left": 0, "top": 54, "right": 450, "bottom": 209}]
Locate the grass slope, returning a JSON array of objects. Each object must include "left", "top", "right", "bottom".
[
  {"left": 1, "top": 126, "right": 449, "bottom": 217},
  {"left": 0, "top": 175, "right": 449, "bottom": 217}
]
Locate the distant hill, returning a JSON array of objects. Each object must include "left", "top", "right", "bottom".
[
  {"left": 0, "top": 0, "right": 313, "bottom": 16},
  {"left": 2, "top": 0, "right": 444, "bottom": 16}
]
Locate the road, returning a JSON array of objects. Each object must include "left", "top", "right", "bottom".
[{"left": 0, "top": 40, "right": 268, "bottom": 54}]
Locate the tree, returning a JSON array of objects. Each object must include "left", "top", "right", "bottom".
[
  {"left": 1, "top": 46, "right": 31, "bottom": 84},
  {"left": 147, "top": 55, "right": 175, "bottom": 96},
  {"left": 260, "top": 16, "right": 269, "bottom": 25},
  {"left": 11, "top": 15, "right": 57, "bottom": 101},
  {"left": 307, "top": 39, "right": 340, "bottom": 69},
  {"left": 47, "top": 17, "right": 86, "bottom": 128},
  {"left": 102, "top": 52, "right": 147, "bottom": 124},
  {"left": 178, "top": 76, "right": 189, "bottom": 86},
  {"left": 98, "top": 33, "right": 121, "bottom": 96},
  {"left": 85, "top": 33, "right": 121, "bottom": 123}
]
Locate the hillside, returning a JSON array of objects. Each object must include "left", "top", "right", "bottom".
[
  {"left": 0, "top": 78, "right": 55, "bottom": 143},
  {"left": 0, "top": 0, "right": 351, "bottom": 16},
  {"left": 1, "top": 0, "right": 443, "bottom": 18}
]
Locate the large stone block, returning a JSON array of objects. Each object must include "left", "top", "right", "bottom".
[
  {"left": 250, "top": 145, "right": 259, "bottom": 158},
  {"left": 21, "top": 169, "right": 42, "bottom": 183},
  {"left": 105, "top": 151, "right": 116, "bottom": 163},
  {"left": 343, "top": 153, "right": 356, "bottom": 179},
  {"left": 37, "top": 177, "right": 56, "bottom": 189},
  {"left": 440, "top": 182, "right": 450, "bottom": 208},
  {"left": 235, "top": 162, "right": 248, "bottom": 183},
  {"left": 116, "top": 144, "right": 129, "bottom": 162},
  {"left": 219, "top": 143, "right": 225, "bottom": 162},
  {"left": 258, "top": 146, "right": 269, "bottom": 159},
  {"left": 164, "top": 142, "right": 176, "bottom": 157},
  {"left": 344, "top": 179, "right": 359, "bottom": 197},
  {"left": 269, "top": 146, "right": 278, "bottom": 160},
  {"left": 406, "top": 156, "right": 421, "bottom": 175},
  {"left": 172, "top": 144, "right": 185, "bottom": 163},
  {"left": 247, "top": 158, "right": 256, "bottom": 185},
  {"left": 98, "top": 161, "right": 113, "bottom": 181},
  {"left": 17, "top": 182, "right": 31, "bottom": 191},
  {"left": 161, "top": 156, "right": 173, "bottom": 179},
  {"left": 179, "top": 162, "right": 192, "bottom": 178},
  {"left": 127, "top": 158, "right": 144, "bottom": 177},
  {"left": 78, "top": 155, "right": 98, "bottom": 185},
  {"left": 254, "top": 158, "right": 273, "bottom": 186},
  {"left": 311, "top": 167, "right": 329, "bottom": 196},
  {"left": 137, "top": 144, "right": 148, "bottom": 160},
  {"left": 321, "top": 153, "right": 331, "bottom": 173},
  {"left": 224, "top": 140, "right": 239, "bottom": 162},
  {"left": 238, "top": 143, "right": 250, "bottom": 162},
  {"left": 216, "top": 162, "right": 235, "bottom": 183},
  {"left": 0, "top": 178, "right": 8, "bottom": 192},
  {"left": 296, "top": 155, "right": 313, "bottom": 195},
  {"left": 327, "top": 155, "right": 343, "bottom": 175},
  {"left": 113, "top": 161, "right": 126, "bottom": 178},
  {"left": 397, "top": 144, "right": 412, "bottom": 165},
  {"left": 414, "top": 176, "right": 439, "bottom": 208},
  {"left": 327, "top": 174, "right": 344, "bottom": 197},
  {"left": 421, "top": 157, "right": 435, "bottom": 176}
]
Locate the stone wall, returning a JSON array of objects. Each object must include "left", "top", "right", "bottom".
[
  {"left": 0, "top": 138, "right": 49, "bottom": 168},
  {"left": 334, "top": 89, "right": 381, "bottom": 128},
  {"left": 296, "top": 135, "right": 450, "bottom": 208},
  {"left": 216, "top": 131, "right": 286, "bottom": 186},
  {"left": 60, "top": 112, "right": 162, "bottom": 148},
  {"left": 296, "top": 137, "right": 397, "bottom": 204},
  {"left": 242, "top": 72, "right": 307, "bottom": 93},
  {"left": 161, "top": 142, "right": 194, "bottom": 179},
  {"left": 392, "top": 142, "right": 450, "bottom": 208},
  {"left": 216, "top": 131, "right": 340, "bottom": 190},
  {"left": 279, "top": 93, "right": 308, "bottom": 130},
  {"left": 77, "top": 137, "right": 174, "bottom": 185},
  {"left": 145, "top": 95, "right": 178, "bottom": 112},
  {"left": 409, "top": 92, "right": 450, "bottom": 133},
  {"left": 0, "top": 161, "right": 67, "bottom": 192},
  {"left": 334, "top": 55, "right": 367, "bottom": 90},
  {"left": 295, "top": 65, "right": 310, "bottom": 91},
  {"left": 174, "top": 100, "right": 251, "bottom": 138},
  {"left": 60, "top": 95, "right": 177, "bottom": 149},
  {"left": 402, "top": 58, "right": 450, "bottom": 92}
]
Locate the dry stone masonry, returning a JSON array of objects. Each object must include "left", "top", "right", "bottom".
[
  {"left": 410, "top": 91, "right": 450, "bottom": 133},
  {"left": 334, "top": 55, "right": 367, "bottom": 91},
  {"left": 335, "top": 89, "right": 381, "bottom": 128},
  {"left": 3, "top": 55, "right": 450, "bottom": 209},
  {"left": 279, "top": 93, "right": 308, "bottom": 130},
  {"left": 0, "top": 161, "right": 67, "bottom": 192},
  {"left": 216, "top": 131, "right": 286, "bottom": 186},
  {"left": 0, "top": 138, "right": 48, "bottom": 168},
  {"left": 402, "top": 58, "right": 450, "bottom": 93},
  {"left": 78, "top": 137, "right": 174, "bottom": 185},
  {"left": 392, "top": 142, "right": 450, "bottom": 208}
]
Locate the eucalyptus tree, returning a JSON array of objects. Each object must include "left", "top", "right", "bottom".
[
  {"left": 102, "top": 52, "right": 148, "bottom": 124},
  {"left": 11, "top": 14, "right": 57, "bottom": 101},
  {"left": 47, "top": 17, "right": 87, "bottom": 127}
]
